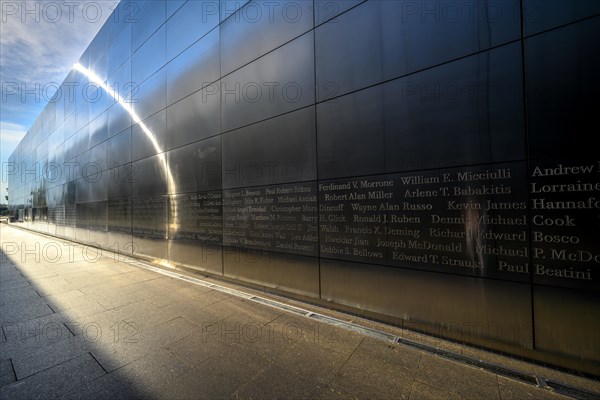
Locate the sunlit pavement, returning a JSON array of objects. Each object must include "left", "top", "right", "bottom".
[{"left": 0, "top": 224, "right": 597, "bottom": 400}]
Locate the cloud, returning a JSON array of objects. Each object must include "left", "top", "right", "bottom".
[
  {"left": 0, "top": 1, "right": 119, "bottom": 167},
  {"left": 0, "top": 120, "right": 28, "bottom": 144},
  {"left": 0, "top": 120, "right": 27, "bottom": 170},
  {"left": 0, "top": 1, "right": 119, "bottom": 89}
]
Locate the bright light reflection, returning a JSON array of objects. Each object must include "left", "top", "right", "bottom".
[{"left": 72, "top": 63, "right": 179, "bottom": 235}]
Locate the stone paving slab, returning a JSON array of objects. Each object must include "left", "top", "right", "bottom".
[
  {"left": 1, "top": 225, "right": 597, "bottom": 400},
  {"left": 0, "top": 353, "right": 105, "bottom": 400}
]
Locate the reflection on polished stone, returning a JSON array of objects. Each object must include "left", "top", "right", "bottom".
[
  {"left": 318, "top": 162, "right": 532, "bottom": 282},
  {"left": 223, "top": 182, "right": 318, "bottom": 257}
]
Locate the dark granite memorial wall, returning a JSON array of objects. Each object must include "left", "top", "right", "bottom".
[{"left": 7, "top": 0, "right": 600, "bottom": 374}]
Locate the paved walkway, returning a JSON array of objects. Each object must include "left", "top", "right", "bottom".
[{"left": 0, "top": 224, "right": 598, "bottom": 399}]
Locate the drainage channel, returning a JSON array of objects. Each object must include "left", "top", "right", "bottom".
[{"left": 115, "top": 255, "right": 596, "bottom": 400}]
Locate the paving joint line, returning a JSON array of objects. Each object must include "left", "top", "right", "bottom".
[
  {"left": 111, "top": 254, "right": 596, "bottom": 400},
  {"left": 2, "top": 226, "right": 597, "bottom": 399}
]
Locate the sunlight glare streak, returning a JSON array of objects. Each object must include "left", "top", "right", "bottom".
[{"left": 72, "top": 62, "right": 179, "bottom": 234}]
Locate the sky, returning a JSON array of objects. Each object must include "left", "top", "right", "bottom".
[{"left": 0, "top": 0, "right": 119, "bottom": 203}]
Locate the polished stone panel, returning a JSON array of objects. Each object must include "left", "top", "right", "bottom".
[
  {"left": 317, "top": 85, "right": 385, "bottom": 179},
  {"left": 132, "top": 25, "right": 166, "bottom": 86},
  {"left": 220, "top": 0, "right": 251, "bottom": 22},
  {"left": 132, "top": 154, "right": 168, "bottom": 198},
  {"left": 108, "top": 164, "right": 133, "bottom": 200},
  {"left": 222, "top": 107, "right": 316, "bottom": 189},
  {"left": 107, "top": 128, "right": 132, "bottom": 167},
  {"left": 314, "top": 0, "right": 366, "bottom": 25},
  {"left": 318, "top": 163, "right": 530, "bottom": 282},
  {"left": 534, "top": 286, "right": 600, "bottom": 361},
  {"left": 73, "top": 125, "right": 90, "bottom": 162},
  {"left": 166, "top": 28, "right": 220, "bottom": 106},
  {"left": 133, "top": 67, "right": 167, "bottom": 122},
  {"left": 88, "top": 111, "right": 108, "bottom": 149},
  {"left": 167, "top": 0, "right": 186, "bottom": 18},
  {"left": 523, "top": 0, "right": 600, "bottom": 35},
  {"left": 132, "top": 195, "right": 168, "bottom": 259},
  {"left": 223, "top": 247, "right": 320, "bottom": 298},
  {"left": 88, "top": 90, "right": 109, "bottom": 130},
  {"left": 107, "top": 10, "right": 131, "bottom": 75},
  {"left": 46, "top": 185, "right": 64, "bottom": 208},
  {"left": 168, "top": 190, "right": 222, "bottom": 243},
  {"left": 166, "top": 0, "right": 219, "bottom": 62},
  {"left": 108, "top": 197, "right": 133, "bottom": 252},
  {"left": 131, "top": 0, "right": 166, "bottom": 52},
  {"left": 223, "top": 182, "right": 318, "bottom": 257},
  {"left": 88, "top": 24, "right": 111, "bottom": 81},
  {"left": 220, "top": 0, "right": 313, "bottom": 75},
  {"left": 167, "top": 241, "right": 223, "bottom": 274},
  {"left": 316, "top": 0, "right": 521, "bottom": 99},
  {"left": 166, "top": 188, "right": 223, "bottom": 270},
  {"left": 318, "top": 43, "right": 525, "bottom": 179},
  {"left": 320, "top": 259, "right": 534, "bottom": 349},
  {"left": 167, "top": 135, "right": 222, "bottom": 194},
  {"left": 89, "top": 171, "right": 109, "bottom": 203},
  {"left": 64, "top": 129, "right": 78, "bottom": 163},
  {"left": 529, "top": 160, "right": 600, "bottom": 291},
  {"left": 220, "top": 32, "right": 315, "bottom": 132},
  {"left": 166, "top": 84, "right": 221, "bottom": 151},
  {"left": 132, "top": 110, "right": 166, "bottom": 162},
  {"left": 107, "top": 102, "right": 131, "bottom": 140},
  {"left": 525, "top": 16, "right": 600, "bottom": 160},
  {"left": 88, "top": 200, "right": 109, "bottom": 247},
  {"left": 88, "top": 141, "right": 108, "bottom": 174},
  {"left": 108, "top": 197, "right": 132, "bottom": 233},
  {"left": 75, "top": 202, "right": 90, "bottom": 243}
]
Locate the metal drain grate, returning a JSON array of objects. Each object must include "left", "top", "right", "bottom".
[
  {"left": 8, "top": 225, "right": 597, "bottom": 400},
  {"left": 250, "top": 296, "right": 309, "bottom": 316},
  {"left": 395, "top": 337, "right": 537, "bottom": 385},
  {"left": 308, "top": 313, "right": 398, "bottom": 342},
  {"left": 114, "top": 252, "right": 597, "bottom": 400},
  {"left": 546, "top": 380, "right": 600, "bottom": 400}
]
